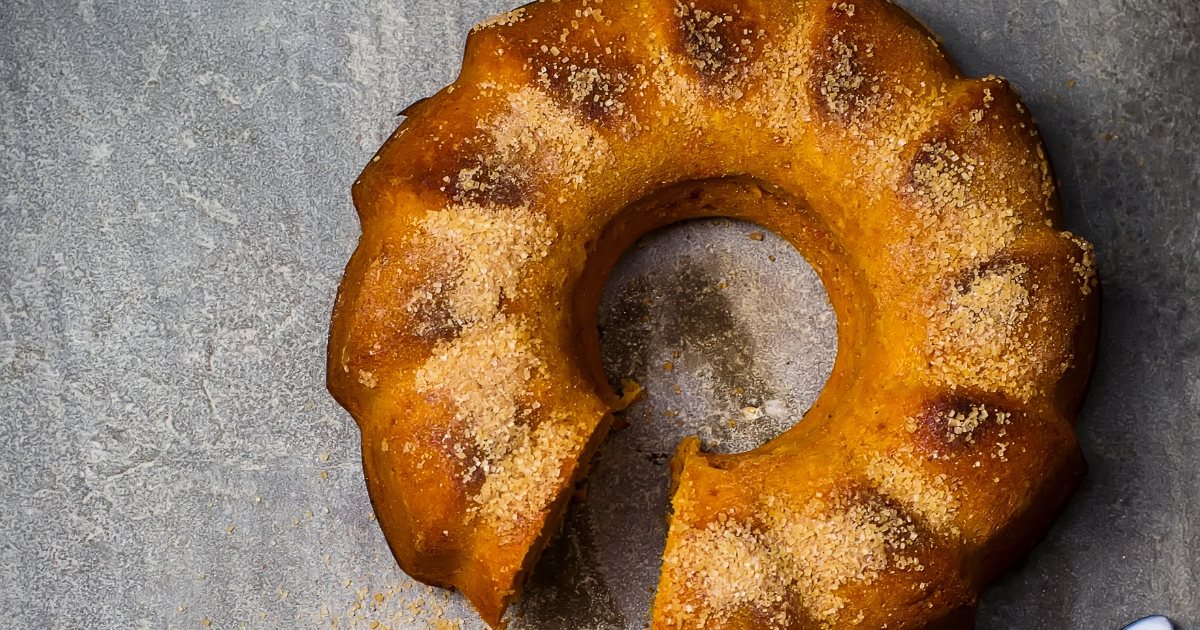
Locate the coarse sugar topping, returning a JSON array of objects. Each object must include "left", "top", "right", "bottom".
[
  {"left": 865, "top": 446, "right": 960, "bottom": 534},
  {"left": 908, "top": 141, "right": 1022, "bottom": 274},
  {"left": 673, "top": 1, "right": 758, "bottom": 97},
  {"left": 409, "top": 198, "right": 578, "bottom": 537},
  {"left": 925, "top": 263, "right": 1034, "bottom": 400},
  {"left": 487, "top": 86, "right": 613, "bottom": 189},
  {"left": 743, "top": 22, "right": 816, "bottom": 143},
  {"left": 447, "top": 86, "right": 613, "bottom": 202},
  {"left": 523, "top": 6, "right": 642, "bottom": 126},
  {"left": 412, "top": 202, "right": 555, "bottom": 326},
  {"left": 676, "top": 2, "right": 731, "bottom": 73},
  {"left": 647, "top": 3, "right": 751, "bottom": 128},
  {"left": 415, "top": 318, "right": 544, "bottom": 475},
  {"left": 471, "top": 409, "right": 586, "bottom": 534},
  {"left": 471, "top": 7, "right": 527, "bottom": 32},
  {"left": 659, "top": 491, "right": 923, "bottom": 627},
  {"left": 1060, "top": 230, "right": 1098, "bottom": 295},
  {"left": 911, "top": 403, "right": 1011, "bottom": 446},
  {"left": 414, "top": 315, "right": 582, "bottom": 536},
  {"left": 650, "top": 47, "right": 711, "bottom": 130},
  {"left": 819, "top": 31, "right": 876, "bottom": 118},
  {"left": 554, "top": 63, "right": 631, "bottom": 118}
]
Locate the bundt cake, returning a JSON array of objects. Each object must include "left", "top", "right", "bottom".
[{"left": 326, "top": 0, "right": 1100, "bottom": 627}]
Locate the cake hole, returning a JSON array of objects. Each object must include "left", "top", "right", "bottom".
[
  {"left": 512, "top": 217, "right": 837, "bottom": 628},
  {"left": 598, "top": 217, "right": 837, "bottom": 454}
]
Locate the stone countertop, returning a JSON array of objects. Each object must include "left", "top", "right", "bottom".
[{"left": 1, "top": 0, "right": 1196, "bottom": 628}]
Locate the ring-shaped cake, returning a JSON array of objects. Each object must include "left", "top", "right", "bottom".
[{"left": 327, "top": 0, "right": 1100, "bottom": 627}]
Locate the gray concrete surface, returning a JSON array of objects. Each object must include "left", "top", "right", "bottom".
[{"left": 0, "top": 0, "right": 1196, "bottom": 628}]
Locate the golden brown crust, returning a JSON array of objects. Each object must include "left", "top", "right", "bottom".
[{"left": 326, "top": 0, "right": 1100, "bottom": 627}]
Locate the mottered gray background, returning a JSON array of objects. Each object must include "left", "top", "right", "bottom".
[{"left": 0, "top": 0, "right": 1196, "bottom": 628}]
